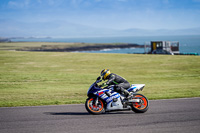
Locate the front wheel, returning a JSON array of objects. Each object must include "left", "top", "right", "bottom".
[
  {"left": 131, "top": 94, "right": 149, "bottom": 113},
  {"left": 85, "top": 97, "right": 105, "bottom": 115}
]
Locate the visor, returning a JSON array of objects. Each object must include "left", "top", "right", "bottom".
[{"left": 101, "top": 72, "right": 107, "bottom": 77}]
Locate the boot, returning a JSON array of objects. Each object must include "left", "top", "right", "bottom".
[{"left": 123, "top": 89, "right": 132, "bottom": 100}]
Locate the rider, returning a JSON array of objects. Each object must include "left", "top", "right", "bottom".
[{"left": 100, "top": 69, "right": 131, "bottom": 99}]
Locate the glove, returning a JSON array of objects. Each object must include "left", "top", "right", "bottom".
[{"left": 101, "top": 83, "right": 107, "bottom": 87}]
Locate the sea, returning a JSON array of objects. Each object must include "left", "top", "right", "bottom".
[{"left": 12, "top": 35, "right": 200, "bottom": 54}]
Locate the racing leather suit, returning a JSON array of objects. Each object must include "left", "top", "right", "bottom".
[{"left": 104, "top": 73, "right": 131, "bottom": 97}]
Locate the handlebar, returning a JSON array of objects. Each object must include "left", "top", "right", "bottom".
[
  {"left": 95, "top": 78, "right": 114, "bottom": 90},
  {"left": 103, "top": 85, "right": 115, "bottom": 90},
  {"left": 96, "top": 80, "right": 102, "bottom": 84}
]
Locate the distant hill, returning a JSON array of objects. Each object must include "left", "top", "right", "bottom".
[
  {"left": 120, "top": 27, "right": 200, "bottom": 36},
  {"left": 0, "top": 19, "right": 200, "bottom": 38},
  {"left": 0, "top": 37, "right": 11, "bottom": 42}
]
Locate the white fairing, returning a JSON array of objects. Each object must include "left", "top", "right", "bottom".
[
  {"left": 128, "top": 84, "right": 145, "bottom": 93},
  {"left": 106, "top": 97, "right": 124, "bottom": 111},
  {"left": 105, "top": 84, "right": 145, "bottom": 111}
]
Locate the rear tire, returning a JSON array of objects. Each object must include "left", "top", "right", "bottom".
[
  {"left": 85, "top": 97, "right": 105, "bottom": 115},
  {"left": 131, "top": 94, "right": 149, "bottom": 113}
]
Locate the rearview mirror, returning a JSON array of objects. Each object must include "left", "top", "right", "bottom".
[{"left": 96, "top": 76, "right": 101, "bottom": 80}]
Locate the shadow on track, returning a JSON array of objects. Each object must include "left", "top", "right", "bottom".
[
  {"left": 44, "top": 112, "right": 89, "bottom": 115},
  {"left": 44, "top": 111, "right": 134, "bottom": 116}
]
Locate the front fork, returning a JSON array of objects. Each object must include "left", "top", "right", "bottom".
[
  {"left": 95, "top": 97, "right": 99, "bottom": 106},
  {"left": 92, "top": 97, "right": 99, "bottom": 107}
]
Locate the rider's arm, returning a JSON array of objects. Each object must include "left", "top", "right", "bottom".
[{"left": 106, "top": 74, "right": 115, "bottom": 85}]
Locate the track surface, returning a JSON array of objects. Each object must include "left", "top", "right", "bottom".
[{"left": 1, "top": 98, "right": 200, "bottom": 133}]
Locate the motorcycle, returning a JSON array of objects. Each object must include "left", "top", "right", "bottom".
[{"left": 85, "top": 77, "right": 149, "bottom": 115}]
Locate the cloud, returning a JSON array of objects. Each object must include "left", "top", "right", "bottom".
[
  {"left": 117, "top": 0, "right": 127, "bottom": 2},
  {"left": 193, "top": 0, "right": 200, "bottom": 2},
  {"left": 8, "top": 0, "right": 31, "bottom": 9},
  {"left": 37, "top": 0, "right": 42, "bottom": 3},
  {"left": 71, "top": 0, "right": 83, "bottom": 7},
  {"left": 162, "top": 0, "right": 169, "bottom": 4},
  {"left": 47, "top": 0, "right": 56, "bottom": 6},
  {"left": 1, "top": 0, "right": 200, "bottom": 37}
]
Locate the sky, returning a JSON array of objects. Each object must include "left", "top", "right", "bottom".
[{"left": 0, "top": 0, "right": 200, "bottom": 37}]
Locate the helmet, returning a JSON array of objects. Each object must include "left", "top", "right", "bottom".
[{"left": 101, "top": 69, "right": 111, "bottom": 80}]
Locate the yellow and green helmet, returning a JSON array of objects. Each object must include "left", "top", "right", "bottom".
[{"left": 101, "top": 69, "right": 111, "bottom": 80}]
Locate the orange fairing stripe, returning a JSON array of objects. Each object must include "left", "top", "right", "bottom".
[{"left": 88, "top": 98, "right": 104, "bottom": 112}]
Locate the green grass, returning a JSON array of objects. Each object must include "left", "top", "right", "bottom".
[{"left": 0, "top": 49, "right": 200, "bottom": 107}]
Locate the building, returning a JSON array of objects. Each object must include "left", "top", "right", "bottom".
[{"left": 149, "top": 41, "right": 179, "bottom": 55}]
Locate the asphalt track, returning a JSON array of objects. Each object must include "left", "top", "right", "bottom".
[{"left": 0, "top": 98, "right": 200, "bottom": 133}]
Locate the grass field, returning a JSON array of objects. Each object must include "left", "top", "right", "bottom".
[{"left": 0, "top": 43, "right": 200, "bottom": 107}]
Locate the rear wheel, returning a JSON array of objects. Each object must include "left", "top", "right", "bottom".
[
  {"left": 85, "top": 97, "right": 105, "bottom": 115},
  {"left": 131, "top": 94, "right": 149, "bottom": 113}
]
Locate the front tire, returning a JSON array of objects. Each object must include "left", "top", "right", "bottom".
[
  {"left": 85, "top": 97, "right": 105, "bottom": 115},
  {"left": 131, "top": 94, "right": 149, "bottom": 113}
]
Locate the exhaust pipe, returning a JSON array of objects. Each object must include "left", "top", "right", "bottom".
[{"left": 128, "top": 99, "right": 141, "bottom": 103}]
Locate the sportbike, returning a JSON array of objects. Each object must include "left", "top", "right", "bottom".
[{"left": 85, "top": 77, "right": 149, "bottom": 115}]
